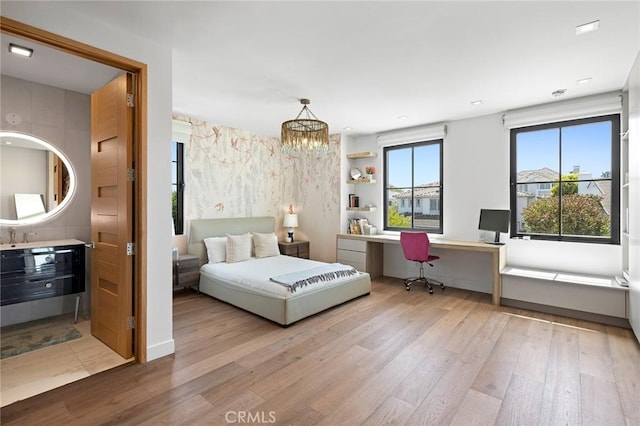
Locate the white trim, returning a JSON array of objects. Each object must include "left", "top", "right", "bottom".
[
  {"left": 503, "top": 91, "right": 622, "bottom": 129},
  {"left": 172, "top": 119, "right": 192, "bottom": 142},
  {"left": 376, "top": 123, "right": 447, "bottom": 147},
  {"left": 146, "top": 338, "right": 175, "bottom": 361}
]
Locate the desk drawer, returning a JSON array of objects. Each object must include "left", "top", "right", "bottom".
[
  {"left": 337, "top": 249, "right": 366, "bottom": 272},
  {"left": 337, "top": 238, "right": 366, "bottom": 252}
]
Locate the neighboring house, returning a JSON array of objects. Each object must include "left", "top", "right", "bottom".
[
  {"left": 516, "top": 167, "right": 557, "bottom": 198},
  {"left": 586, "top": 180, "right": 612, "bottom": 215},
  {"left": 516, "top": 166, "right": 610, "bottom": 232},
  {"left": 394, "top": 183, "right": 440, "bottom": 216}
]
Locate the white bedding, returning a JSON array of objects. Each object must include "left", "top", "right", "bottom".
[{"left": 200, "top": 255, "right": 364, "bottom": 298}]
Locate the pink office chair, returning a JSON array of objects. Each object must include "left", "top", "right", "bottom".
[{"left": 400, "top": 231, "right": 445, "bottom": 294}]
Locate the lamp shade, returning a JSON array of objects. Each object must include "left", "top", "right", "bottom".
[{"left": 283, "top": 213, "right": 298, "bottom": 228}]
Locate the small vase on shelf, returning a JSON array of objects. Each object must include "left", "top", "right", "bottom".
[{"left": 365, "top": 166, "right": 376, "bottom": 181}]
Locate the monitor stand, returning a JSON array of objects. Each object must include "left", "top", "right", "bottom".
[{"left": 484, "top": 231, "right": 505, "bottom": 245}]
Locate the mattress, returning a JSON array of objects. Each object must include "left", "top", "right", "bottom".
[{"left": 200, "top": 255, "right": 365, "bottom": 299}]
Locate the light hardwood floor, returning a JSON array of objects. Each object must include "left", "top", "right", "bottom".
[
  {"left": 1, "top": 277, "right": 639, "bottom": 425},
  {"left": 0, "top": 318, "right": 131, "bottom": 407}
]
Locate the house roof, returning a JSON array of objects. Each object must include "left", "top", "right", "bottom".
[
  {"left": 588, "top": 180, "right": 612, "bottom": 214},
  {"left": 393, "top": 186, "right": 440, "bottom": 199},
  {"left": 517, "top": 167, "right": 558, "bottom": 183}
]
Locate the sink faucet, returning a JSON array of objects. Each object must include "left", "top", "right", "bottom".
[
  {"left": 9, "top": 228, "right": 17, "bottom": 245},
  {"left": 23, "top": 232, "right": 37, "bottom": 243}
]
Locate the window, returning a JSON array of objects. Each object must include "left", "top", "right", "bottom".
[
  {"left": 172, "top": 141, "right": 185, "bottom": 235},
  {"left": 510, "top": 114, "right": 620, "bottom": 244},
  {"left": 384, "top": 140, "right": 443, "bottom": 232}
]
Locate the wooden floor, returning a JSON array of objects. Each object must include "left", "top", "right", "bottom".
[{"left": 2, "top": 277, "right": 639, "bottom": 425}]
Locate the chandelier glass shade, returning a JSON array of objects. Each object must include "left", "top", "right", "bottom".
[{"left": 281, "top": 98, "right": 329, "bottom": 154}]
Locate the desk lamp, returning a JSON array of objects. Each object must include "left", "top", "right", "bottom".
[{"left": 283, "top": 204, "right": 298, "bottom": 242}]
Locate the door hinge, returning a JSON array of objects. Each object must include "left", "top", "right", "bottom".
[
  {"left": 127, "top": 93, "right": 134, "bottom": 107},
  {"left": 127, "top": 242, "right": 135, "bottom": 256},
  {"left": 127, "top": 316, "right": 135, "bottom": 330},
  {"left": 127, "top": 168, "right": 135, "bottom": 181}
]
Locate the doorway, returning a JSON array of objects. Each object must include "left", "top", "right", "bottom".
[{"left": 0, "top": 16, "right": 148, "bottom": 397}]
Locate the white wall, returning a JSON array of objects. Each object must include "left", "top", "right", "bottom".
[
  {"left": 348, "top": 109, "right": 622, "bottom": 287},
  {"left": 1, "top": 3, "right": 175, "bottom": 360}
]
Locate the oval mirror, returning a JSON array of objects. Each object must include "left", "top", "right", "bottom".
[{"left": 0, "top": 131, "right": 77, "bottom": 225}]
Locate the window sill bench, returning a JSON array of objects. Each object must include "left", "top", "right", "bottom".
[{"left": 501, "top": 266, "right": 629, "bottom": 326}]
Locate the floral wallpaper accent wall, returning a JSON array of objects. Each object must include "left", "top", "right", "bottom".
[{"left": 173, "top": 115, "right": 341, "bottom": 262}]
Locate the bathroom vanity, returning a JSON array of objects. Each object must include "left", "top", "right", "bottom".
[{"left": 0, "top": 239, "right": 86, "bottom": 320}]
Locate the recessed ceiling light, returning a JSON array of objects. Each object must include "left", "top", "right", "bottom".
[
  {"left": 343, "top": 127, "right": 352, "bottom": 131},
  {"left": 576, "top": 77, "right": 592, "bottom": 84},
  {"left": 470, "top": 100, "right": 483, "bottom": 106},
  {"left": 576, "top": 20, "right": 599, "bottom": 35},
  {"left": 5, "top": 141, "right": 12, "bottom": 145},
  {"left": 397, "top": 115, "right": 408, "bottom": 120},
  {"left": 8, "top": 43, "right": 33, "bottom": 57}
]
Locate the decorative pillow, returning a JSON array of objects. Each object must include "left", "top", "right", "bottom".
[
  {"left": 226, "top": 233, "right": 252, "bottom": 263},
  {"left": 253, "top": 232, "right": 280, "bottom": 258},
  {"left": 204, "top": 237, "right": 227, "bottom": 263}
]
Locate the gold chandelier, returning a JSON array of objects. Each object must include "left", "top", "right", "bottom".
[{"left": 281, "top": 98, "right": 329, "bottom": 154}]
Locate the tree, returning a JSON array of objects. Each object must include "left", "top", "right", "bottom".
[
  {"left": 550, "top": 173, "right": 578, "bottom": 197},
  {"left": 387, "top": 202, "right": 411, "bottom": 227},
  {"left": 522, "top": 194, "right": 609, "bottom": 236},
  {"left": 171, "top": 190, "right": 177, "bottom": 229}
]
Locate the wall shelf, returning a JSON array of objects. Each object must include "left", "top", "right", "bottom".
[
  {"left": 347, "top": 178, "right": 376, "bottom": 184},
  {"left": 346, "top": 151, "right": 377, "bottom": 159},
  {"left": 346, "top": 206, "right": 377, "bottom": 212}
]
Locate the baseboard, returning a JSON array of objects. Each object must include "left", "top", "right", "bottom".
[
  {"left": 501, "top": 298, "right": 631, "bottom": 328},
  {"left": 146, "top": 338, "right": 175, "bottom": 361}
]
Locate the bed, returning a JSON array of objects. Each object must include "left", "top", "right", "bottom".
[{"left": 187, "top": 216, "right": 372, "bottom": 325}]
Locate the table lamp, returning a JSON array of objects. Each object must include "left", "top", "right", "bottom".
[{"left": 283, "top": 205, "right": 298, "bottom": 242}]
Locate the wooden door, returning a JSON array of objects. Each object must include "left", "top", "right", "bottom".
[{"left": 90, "top": 73, "right": 134, "bottom": 358}]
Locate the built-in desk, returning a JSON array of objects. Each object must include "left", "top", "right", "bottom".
[{"left": 336, "top": 233, "right": 507, "bottom": 305}]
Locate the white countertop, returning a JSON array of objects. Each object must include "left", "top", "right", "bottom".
[{"left": 0, "top": 239, "right": 86, "bottom": 252}]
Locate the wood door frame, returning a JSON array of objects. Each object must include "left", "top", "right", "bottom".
[{"left": 1, "top": 16, "right": 148, "bottom": 362}]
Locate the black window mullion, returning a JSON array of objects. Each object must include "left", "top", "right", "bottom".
[
  {"left": 558, "top": 126, "right": 563, "bottom": 238},
  {"left": 410, "top": 146, "right": 415, "bottom": 228}
]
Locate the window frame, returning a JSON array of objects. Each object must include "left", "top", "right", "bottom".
[
  {"left": 383, "top": 139, "right": 444, "bottom": 233},
  {"left": 172, "top": 141, "right": 185, "bottom": 235},
  {"left": 509, "top": 114, "right": 620, "bottom": 244}
]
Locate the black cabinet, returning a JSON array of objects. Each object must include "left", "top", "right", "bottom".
[{"left": 0, "top": 243, "right": 85, "bottom": 306}]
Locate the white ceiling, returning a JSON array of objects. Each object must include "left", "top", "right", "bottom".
[{"left": 2, "top": 1, "right": 639, "bottom": 138}]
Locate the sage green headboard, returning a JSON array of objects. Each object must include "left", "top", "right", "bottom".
[{"left": 188, "top": 216, "right": 276, "bottom": 264}]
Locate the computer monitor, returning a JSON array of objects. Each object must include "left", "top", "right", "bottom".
[{"left": 478, "top": 209, "right": 510, "bottom": 245}]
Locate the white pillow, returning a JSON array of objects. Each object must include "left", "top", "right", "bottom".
[
  {"left": 204, "top": 237, "right": 227, "bottom": 263},
  {"left": 226, "top": 233, "right": 252, "bottom": 263},
  {"left": 252, "top": 232, "right": 280, "bottom": 258}
]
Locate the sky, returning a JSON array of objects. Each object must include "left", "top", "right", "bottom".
[
  {"left": 387, "top": 142, "right": 441, "bottom": 187},
  {"left": 385, "top": 119, "right": 613, "bottom": 188},
  {"left": 516, "top": 120, "right": 612, "bottom": 179}
]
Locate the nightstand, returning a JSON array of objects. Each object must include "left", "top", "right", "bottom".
[
  {"left": 173, "top": 253, "right": 200, "bottom": 291},
  {"left": 278, "top": 240, "right": 310, "bottom": 259}
]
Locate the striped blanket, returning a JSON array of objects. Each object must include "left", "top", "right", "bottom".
[{"left": 270, "top": 263, "right": 358, "bottom": 293}]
